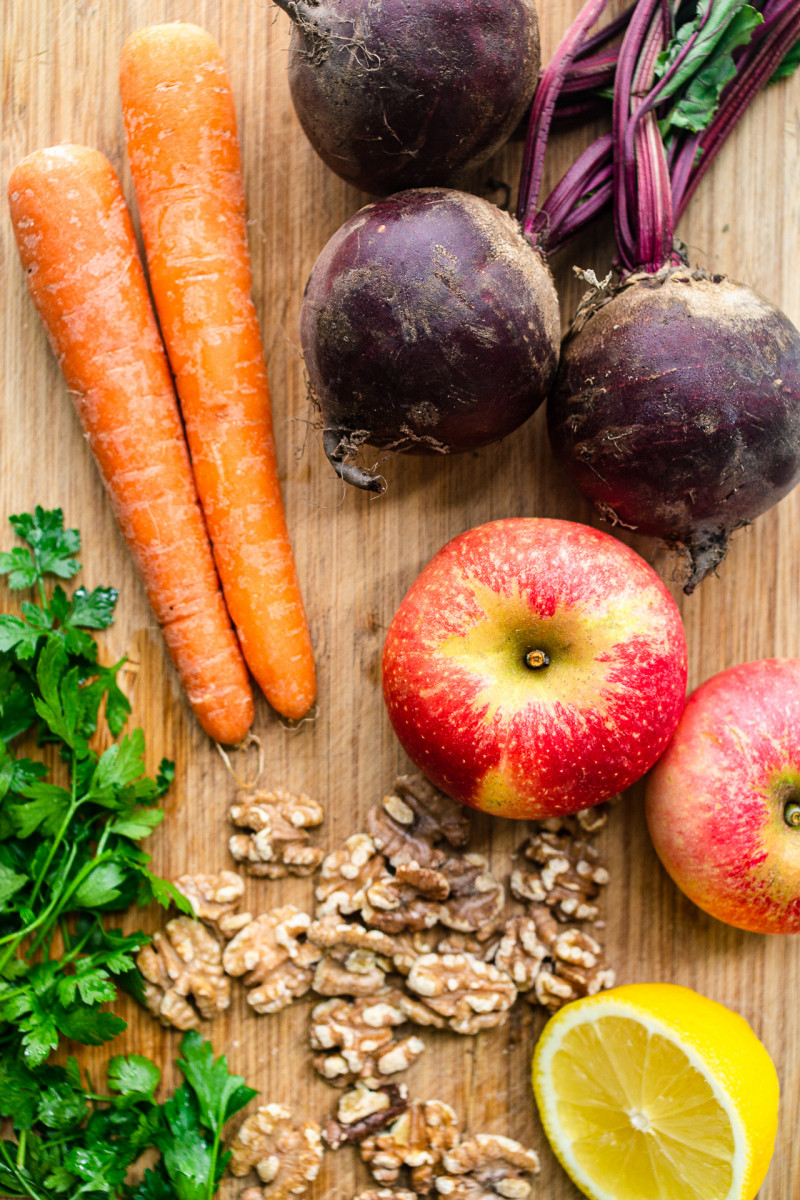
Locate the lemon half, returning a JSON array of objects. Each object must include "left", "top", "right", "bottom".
[{"left": 533, "top": 983, "right": 778, "bottom": 1200}]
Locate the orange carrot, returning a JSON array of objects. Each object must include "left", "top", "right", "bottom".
[
  {"left": 8, "top": 145, "right": 254, "bottom": 745},
  {"left": 119, "top": 24, "right": 317, "bottom": 721}
]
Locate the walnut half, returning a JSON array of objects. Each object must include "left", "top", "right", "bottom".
[
  {"left": 230, "top": 788, "right": 324, "bottom": 878},
  {"left": 229, "top": 1104, "right": 323, "bottom": 1200},
  {"left": 223, "top": 906, "right": 321, "bottom": 1014},
  {"left": 406, "top": 954, "right": 517, "bottom": 1035},
  {"left": 311, "top": 990, "right": 426, "bottom": 1087},
  {"left": 175, "top": 870, "right": 251, "bottom": 939},
  {"left": 137, "top": 916, "right": 230, "bottom": 1029},
  {"left": 436, "top": 1134, "right": 541, "bottom": 1200}
]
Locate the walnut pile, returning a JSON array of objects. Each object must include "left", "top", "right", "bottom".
[
  {"left": 175, "top": 869, "right": 251, "bottom": 938},
  {"left": 327, "top": 1086, "right": 541, "bottom": 1199},
  {"left": 223, "top": 906, "right": 321, "bottom": 1014},
  {"left": 230, "top": 1103, "right": 323, "bottom": 1200},
  {"left": 136, "top": 916, "right": 230, "bottom": 1029},
  {"left": 230, "top": 788, "right": 324, "bottom": 878},
  {"left": 310, "top": 990, "right": 425, "bottom": 1086}
]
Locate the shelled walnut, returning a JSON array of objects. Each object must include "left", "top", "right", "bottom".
[
  {"left": 526, "top": 905, "right": 615, "bottom": 1011},
  {"left": 311, "top": 991, "right": 425, "bottom": 1086},
  {"left": 389, "top": 930, "right": 440, "bottom": 975},
  {"left": 223, "top": 906, "right": 321, "bottom": 1014},
  {"left": 174, "top": 870, "right": 251, "bottom": 938},
  {"left": 324, "top": 1083, "right": 409, "bottom": 1150},
  {"left": 309, "top": 917, "right": 396, "bottom": 997},
  {"left": 137, "top": 916, "right": 230, "bottom": 1029},
  {"left": 436, "top": 856, "right": 504, "bottom": 940},
  {"left": 355, "top": 1191, "right": 418, "bottom": 1200},
  {"left": 366, "top": 776, "right": 471, "bottom": 871},
  {"left": 406, "top": 954, "right": 517, "bottom": 1034},
  {"left": 316, "top": 833, "right": 387, "bottom": 918},
  {"left": 537, "top": 801, "right": 615, "bottom": 839},
  {"left": 362, "top": 867, "right": 447, "bottom": 935},
  {"left": 491, "top": 917, "right": 547, "bottom": 991},
  {"left": 360, "top": 1100, "right": 461, "bottom": 1194},
  {"left": 229, "top": 789, "right": 324, "bottom": 878},
  {"left": 510, "top": 828, "right": 610, "bottom": 922},
  {"left": 436, "top": 1135, "right": 541, "bottom": 1200},
  {"left": 229, "top": 1104, "right": 323, "bottom": 1200}
]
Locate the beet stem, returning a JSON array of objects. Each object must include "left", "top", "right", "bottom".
[
  {"left": 517, "top": 0, "right": 610, "bottom": 244},
  {"left": 322, "top": 429, "right": 387, "bottom": 494},
  {"left": 533, "top": 133, "right": 613, "bottom": 251}
]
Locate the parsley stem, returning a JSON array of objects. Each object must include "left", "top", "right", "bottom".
[
  {"left": 27, "top": 752, "right": 81, "bottom": 909},
  {"left": 15, "top": 1130, "right": 25, "bottom": 1170},
  {"left": 59, "top": 916, "right": 100, "bottom": 966},
  {"left": 0, "top": 843, "right": 79, "bottom": 963},
  {"left": 0, "top": 1137, "right": 41, "bottom": 1200},
  {"left": 26, "top": 850, "right": 113, "bottom": 959}
]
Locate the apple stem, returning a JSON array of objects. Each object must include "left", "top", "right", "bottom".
[
  {"left": 784, "top": 801, "right": 800, "bottom": 828},
  {"left": 525, "top": 649, "right": 551, "bottom": 670}
]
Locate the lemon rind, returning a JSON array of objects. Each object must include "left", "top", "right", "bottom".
[{"left": 533, "top": 998, "right": 749, "bottom": 1200}]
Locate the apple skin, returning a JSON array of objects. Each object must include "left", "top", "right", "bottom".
[
  {"left": 382, "top": 518, "right": 687, "bottom": 819},
  {"left": 646, "top": 659, "right": 800, "bottom": 934}
]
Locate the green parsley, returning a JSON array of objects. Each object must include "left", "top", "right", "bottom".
[
  {"left": 0, "top": 507, "right": 190, "bottom": 1065},
  {"left": 0, "top": 1032, "right": 257, "bottom": 1200}
]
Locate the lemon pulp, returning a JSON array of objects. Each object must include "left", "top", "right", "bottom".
[
  {"left": 533, "top": 985, "right": 779, "bottom": 1200},
  {"left": 547, "top": 1013, "right": 737, "bottom": 1199}
]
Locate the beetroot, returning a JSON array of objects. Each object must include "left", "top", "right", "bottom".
[
  {"left": 548, "top": 270, "right": 800, "bottom": 589},
  {"left": 302, "top": 188, "right": 560, "bottom": 492},
  {"left": 546, "top": 0, "right": 800, "bottom": 591},
  {"left": 274, "top": 0, "right": 541, "bottom": 196},
  {"left": 299, "top": 0, "right": 617, "bottom": 491}
]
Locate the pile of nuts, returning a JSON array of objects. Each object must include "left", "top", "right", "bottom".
[
  {"left": 136, "top": 775, "right": 616, "bottom": 1199},
  {"left": 230, "top": 1086, "right": 542, "bottom": 1200}
]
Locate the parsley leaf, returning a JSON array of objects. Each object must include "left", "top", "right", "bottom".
[
  {"left": 177, "top": 1032, "right": 258, "bottom": 1131},
  {"left": 8, "top": 508, "right": 81, "bottom": 582},
  {"left": 108, "top": 1056, "right": 161, "bottom": 1103}
]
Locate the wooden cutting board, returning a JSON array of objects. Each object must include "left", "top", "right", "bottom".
[{"left": 2, "top": 1, "right": 799, "bottom": 1196}]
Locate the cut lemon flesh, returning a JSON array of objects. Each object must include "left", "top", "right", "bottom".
[{"left": 533, "top": 984, "right": 779, "bottom": 1200}]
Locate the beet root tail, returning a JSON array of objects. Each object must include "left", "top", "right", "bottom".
[
  {"left": 683, "top": 530, "right": 731, "bottom": 595},
  {"left": 323, "top": 427, "right": 386, "bottom": 494}
]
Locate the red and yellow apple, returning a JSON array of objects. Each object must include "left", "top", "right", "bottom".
[
  {"left": 382, "top": 518, "right": 687, "bottom": 819},
  {"left": 646, "top": 658, "right": 800, "bottom": 934}
]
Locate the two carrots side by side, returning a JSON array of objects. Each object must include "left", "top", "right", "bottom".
[
  {"left": 120, "top": 23, "right": 317, "bottom": 722},
  {"left": 8, "top": 145, "right": 254, "bottom": 746}
]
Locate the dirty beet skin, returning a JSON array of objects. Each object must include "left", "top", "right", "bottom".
[
  {"left": 277, "top": 0, "right": 540, "bottom": 195},
  {"left": 547, "top": 270, "right": 800, "bottom": 591},
  {"left": 301, "top": 188, "right": 560, "bottom": 491}
]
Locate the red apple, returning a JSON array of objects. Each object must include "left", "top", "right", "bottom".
[
  {"left": 382, "top": 518, "right": 687, "bottom": 819},
  {"left": 646, "top": 658, "right": 800, "bottom": 934}
]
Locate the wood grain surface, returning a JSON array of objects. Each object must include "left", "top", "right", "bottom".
[{"left": 2, "top": 2, "right": 799, "bottom": 1196}]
